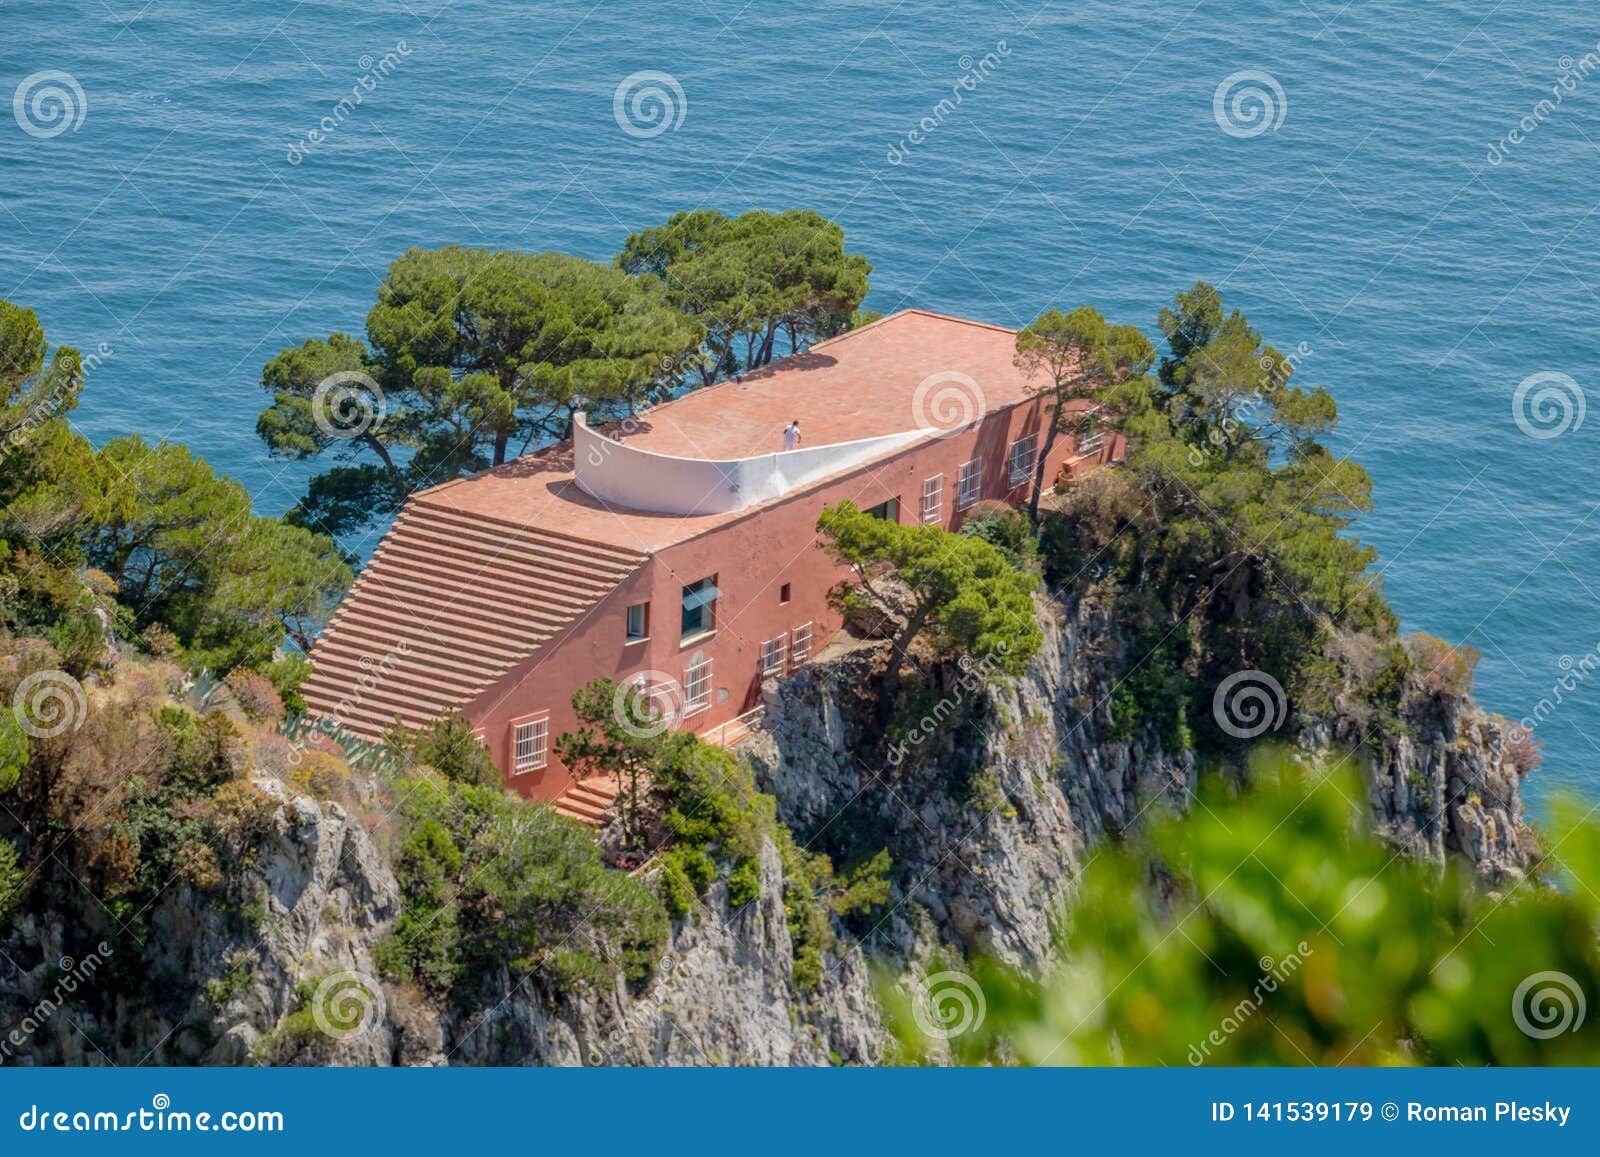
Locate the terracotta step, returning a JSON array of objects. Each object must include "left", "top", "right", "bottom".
[
  {"left": 380, "top": 523, "right": 633, "bottom": 591},
  {"left": 367, "top": 543, "right": 613, "bottom": 612},
  {"left": 411, "top": 502, "right": 647, "bottom": 570},
  {"left": 550, "top": 777, "right": 620, "bottom": 826},
  {"left": 300, "top": 658, "right": 469, "bottom": 719},
  {"left": 349, "top": 570, "right": 583, "bottom": 633},
  {"left": 314, "top": 621, "right": 517, "bottom": 686}
]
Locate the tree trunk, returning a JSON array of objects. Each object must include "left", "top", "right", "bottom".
[
  {"left": 360, "top": 432, "right": 398, "bottom": 474},
  {"left": 877, "top": 603, "right": 930, "bottom": 724},
  {"left": 1028, "top": 400, "right": 1064, "bottom": 522},
  {"left": 493, "top": 431, "right": 508, "bottom": 466}
]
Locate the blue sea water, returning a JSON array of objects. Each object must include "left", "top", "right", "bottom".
[{"left": 3, "top": 1, "right": 1598, "bottom": 805}]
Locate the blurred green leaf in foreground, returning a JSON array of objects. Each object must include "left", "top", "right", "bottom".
[{"left": 888, "top": 752, "right": 1600, "bottom": 1065}]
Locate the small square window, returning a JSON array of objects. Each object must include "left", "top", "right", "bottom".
[
  {"left": 864, "top": 497, "right": 899, "bottom": 522},
  {"left": 779, "top": 583, "right": 791, "bottom": 604},
  {"left": 626, "top": 602, "right": 649, "bottom": 641}
]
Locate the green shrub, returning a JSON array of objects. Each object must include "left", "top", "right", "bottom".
[
  {"left": 959, "top": 508, "right": 1040, "bottom": 574},
  {"left": 658, "top": 845, "right": 716, "bottom": 917},
  {"left": 379, "top": 774, "right": 668, "bottom": 1000},
  {"left": 892, "top": 757, "right": 1600, "bottom": 1066},
  {"left": 0, "top": 839, "right": 25, "bottom": 929}
]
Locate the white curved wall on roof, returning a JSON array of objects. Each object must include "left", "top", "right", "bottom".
[{"left": 572, "top": 412, "right": 929, "bottom": 516}]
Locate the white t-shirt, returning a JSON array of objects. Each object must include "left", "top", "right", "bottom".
[{"left": 782, "top": 423, "right": 801, "bottom": 450}]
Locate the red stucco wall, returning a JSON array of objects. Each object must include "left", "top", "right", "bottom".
[{"left": 465, "top": 394, "right": 1110, "bottom": 801}]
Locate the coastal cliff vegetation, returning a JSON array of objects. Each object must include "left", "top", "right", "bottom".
[{"left": 0, "top": 229, "right": 1587, "bottom": 1065}]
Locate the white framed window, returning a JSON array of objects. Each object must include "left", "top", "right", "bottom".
[
  {"left": 1076, "top": 407, "right": 1107, "bottom": 457},
  {"left": 513, "top": 716, "right": 548, "bottom": 775},
  {"left": 957, "top": 457, "right": 982, "bottom": 510},
  {"left": 921, "top": 475, "right": 943, "bottom": 524},
  {"left": 789, "top": 622, "right": 813, "bottom": 670},
  {"left": 760, "top": 634, "right": 789, "bottom": 677},
  {"left": 684, "top": 657, "right": 713, "bottom": 715},
  {"left": 1008, "top": 434, "right": 1037, "bottom": 486}
]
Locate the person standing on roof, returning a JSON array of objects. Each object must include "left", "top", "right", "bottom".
[{"left": 782, "top": 419, "right": 802, "bottom": 451}]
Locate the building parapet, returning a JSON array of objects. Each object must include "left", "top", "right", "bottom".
[{"left": 572, "top": 411, "right": 928, "bottom": 516}]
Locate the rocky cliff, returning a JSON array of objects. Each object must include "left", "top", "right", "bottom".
[{"left": 0, "top": 592, "right": 1537, "bottom": 1066}]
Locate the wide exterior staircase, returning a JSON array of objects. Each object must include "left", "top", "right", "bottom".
[{"left": 301, "top": 496, "right": 646, "bottom": 740}]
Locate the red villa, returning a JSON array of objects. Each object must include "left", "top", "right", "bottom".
[{"left": 301, "top": 310, "right": 1121, "bottom": 820}]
